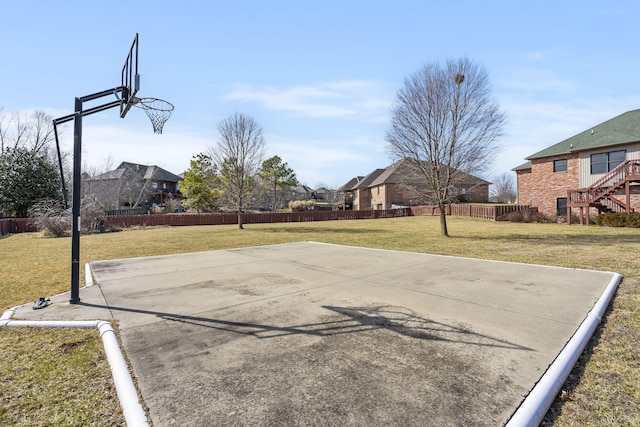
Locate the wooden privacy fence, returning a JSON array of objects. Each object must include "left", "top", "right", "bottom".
[
  {"left": 103, "top": 208, "right": 147, "bottom": 216},
  {"left": 1, "top": 205, "right": 533, "bottom": 235},
  {"left": 0, "top": 218, "right": 38, "bottom": 236},
  {"left": 104, "top": 205, "right": 532, "bottom": 228},
  {"left": 103, "top": 208, "right": 414, "bottom": 228},
  {"left": 410, "top": 204, "right": 532, "bottom": 221}
]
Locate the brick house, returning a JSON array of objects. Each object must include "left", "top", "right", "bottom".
[
  {"left": 514, "top": 109, "right": 640, "bottom": 223},
  {"left": 340, "top": 159, "right": 490, "bottom": 210}
]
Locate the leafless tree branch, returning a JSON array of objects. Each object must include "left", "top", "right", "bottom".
[
  {"left": 209, "top": 113, "right": 265, "bottom": 229},
  {"left": 386, "top": 58, "right": 506, "bottom": 236}
]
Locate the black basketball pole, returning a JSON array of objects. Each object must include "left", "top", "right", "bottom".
[
  {"left": 49, "top": 34, "right": 140, "bottom": 304},
  {"left": 69, "top": 97, "right": 83, "bottom": 303},
  {"left": 55, "top": 90, "right": 126, "bottom": 304}
]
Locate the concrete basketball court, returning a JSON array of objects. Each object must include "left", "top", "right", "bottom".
[{"left": 13, "top": 241, "right": 619, "bottom": 426}]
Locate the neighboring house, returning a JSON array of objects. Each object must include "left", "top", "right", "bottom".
[
  {"left": 340, "top": 159, "right": 490, "bottom": 210},
  {"left": 341, "top": 169, "right": 385, "bottom": 211},
  {"left": 514, "top": 109, "right": 640, "bottom": 223},
  {"left": 338, "top": 177, "right": 363, "bottom": 209},
  {"left": 288, "top": 185, "right": 316, "bottom": 201},
  {"left": 314, "top": 187, "right": 338, "bottom": 202},
  {"left": 89, "top": 162, "right": 183, "bottom": 209}
]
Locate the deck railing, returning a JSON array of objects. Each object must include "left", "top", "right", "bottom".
[{"left": 569, "top": 159, "right": 640, "bottom": 209}]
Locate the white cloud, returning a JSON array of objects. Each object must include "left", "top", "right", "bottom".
[
  {"left": 265, "top": 133, "right": 388, "bottom": 188},
  {"left": 54, "top": 124, "right": 211, "bottom": 175},
  {"left": 224, "top": 80, "right": 393, "bottom": 119}
]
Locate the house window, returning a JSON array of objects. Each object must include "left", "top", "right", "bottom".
[
  {"left": 590, "top": 150, "right": 625, "bottom": 174},
  {"left": 553, "top": 159, "right": 567, "bottom": 173},
  {"left": 557, "top": 197, "right": 567, "bottom": 216},
  {"left": 152, "top": 182, "right": 158, "bottom": 189}
]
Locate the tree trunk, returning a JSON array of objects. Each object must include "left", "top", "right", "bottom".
[
  {"left": 237, "top": 210, "right": 244, "bottom": 229},
  {"left": 438, "top": 202, "right": 449, "bottom": 237}
]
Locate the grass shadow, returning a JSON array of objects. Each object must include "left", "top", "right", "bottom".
[{"left": 450, "top": 232, "right": 640, "bottom": 247}]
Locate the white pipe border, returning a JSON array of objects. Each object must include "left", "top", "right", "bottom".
[
  {"left": 506, "top": 272, "right": 623, "bottom": 427},
  {"left": 2, "top": 260, "right": 622, "bottom": 427},
  {"left": 85, "top": 262, "right": 95, "bottom": 287},
  {"left": 0, "top": 264, "right": 149, "bottom": 427}
]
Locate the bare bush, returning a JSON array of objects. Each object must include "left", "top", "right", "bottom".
[
  {"left": 505, "top": 210, "right": 551, "bottom": 223},
  {"left": 81, "top": 201, "right": 120, "bottom": 234},
  {"left": 288, "top": 200, "right": 316, "bottom": 211},
  {"left": 29, "top": 200, "right": 70, "bottom": 237}
]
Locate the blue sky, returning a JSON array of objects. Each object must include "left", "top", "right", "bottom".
[{"left": 2, "top": 1, "right": 639, "bottom": 188}]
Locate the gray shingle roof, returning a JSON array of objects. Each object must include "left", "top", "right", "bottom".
[
  {"left": 92, "top": 162, "right": 182, "bottom": 183},
  {"left": 338, "top": 177, "right": 362, "bottom": 191},
  {"left": 526, "top": 109, "right": 640, "bottom": 160},
  {"left": 512, "top": 161, "right": 532, "bottom": 171},
  {"left": 351, "top": 169, "right": 385, "bottom": 189},
  {"left": 370, "top": 159, "right": 490, "bottom": 186},
  {"left": 369, "top": 160, "right": 423, "bottom": 186},
  {"left": 341, "top": 159, "right": 490, "bottom": 190}
]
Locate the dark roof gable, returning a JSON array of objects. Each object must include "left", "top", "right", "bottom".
[
  {"left": 340, "top": 158, "right": 490, "bottom": 190},
  {"left": 93, "top": 162, "right": 182, "bottom": 183}
]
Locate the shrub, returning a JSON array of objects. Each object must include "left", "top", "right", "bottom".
[
  {"left": 288, "top": 200, "right": 316, "bottom": 211},
  {"left": 596, "top": 212, "right": 640, "bottom": 228},
  {"left": 555, "top": 213, "right": 583, "bottom": 224},
  {"left": 81, "top": 203, "right": 120, "bottom": 234},
  {"left": 454, "top": 194, "right": 468, "bottom": 203},
  {"left": 29, "top": 199, "right": 70, "bottom": 237},
  {"left": 628, "top": 214, "right": 640, "bottom": 228},
  {"left": 505, "top": 209, "right": 550, "bottom": 223},
  {"left": 29, "top": 199, "right": 121, "bottom": 237}
]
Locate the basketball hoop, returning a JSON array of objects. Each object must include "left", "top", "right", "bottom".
[{"left": 135, "top": 97, "right": 174, "bottom": 134}]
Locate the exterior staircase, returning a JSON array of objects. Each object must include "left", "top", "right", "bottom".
[{"left": 568, "top": 159, "right": 640, "bottom": 223}]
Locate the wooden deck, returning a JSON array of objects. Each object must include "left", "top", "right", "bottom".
[{"left": 568, "top": 159, "right": 640, "bottom": 225}]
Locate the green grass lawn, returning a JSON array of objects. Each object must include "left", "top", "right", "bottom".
[{"left": 1, "top": 216, "right": 639, "bottom": 426}]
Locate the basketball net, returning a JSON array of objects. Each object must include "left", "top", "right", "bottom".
[{"left": 135, "top": 97, "right": 174, "bottom": 134}]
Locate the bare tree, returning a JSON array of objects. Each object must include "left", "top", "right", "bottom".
[
  {"left": 385, "top": 58, "right": 506, "bottom": 236},
  {"left": 209, "top": 113, "right": 265, "bottom": 229},
  {"left": 0, "top": 108, "right": 55, "bottom": 155},
  {"left": 490, "top": 172, "right": 517, "bottom": 203},
  {"left": 0, "top": 108, "right": 9, "bottom": 153},
  {"left": 119, "top": 167, "right": 157, "bottom": 209}
]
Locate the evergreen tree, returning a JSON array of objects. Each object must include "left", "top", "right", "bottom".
[
  {"left": 258, "top": 155, "right": 299, "bottom": 211},
  {"left": 178, "top": 153, "right": 220, "bottom": 213},
  {"left": 0, "top": 148, "right": 60, "bottom": 217}
]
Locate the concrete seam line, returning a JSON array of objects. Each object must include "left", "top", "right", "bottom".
[{"left": 505, "top": 273, "right": 623, "bottom": 427}]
